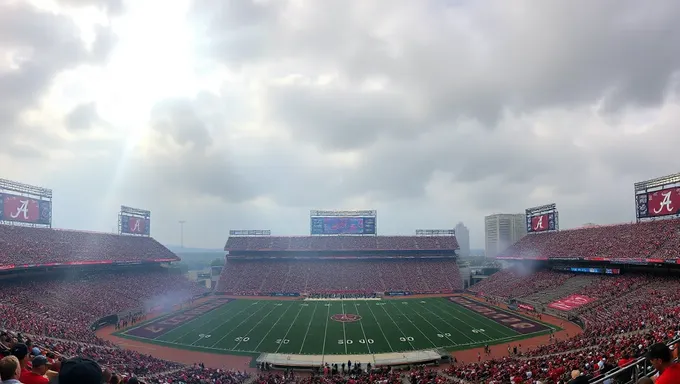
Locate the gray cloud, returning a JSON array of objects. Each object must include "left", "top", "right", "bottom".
[
  {"left": 65, "top": 102, "right": 100, "bottom": 131},
  {"left": 3, "top": 0, "right": 680, "bottom": 250},
  {"left": 0, "top": 1, "right": 117, "bottom": 153},
  {"left": 56, "top": 0, "right": 124, "bottom": 15}
]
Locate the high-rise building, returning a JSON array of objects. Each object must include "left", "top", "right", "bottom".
[
  {"left": 484, "top": 213, "right": 527, "bottom": 258},
  {"left": 455, "top": 222, "right": 470, "bottom": 257}
]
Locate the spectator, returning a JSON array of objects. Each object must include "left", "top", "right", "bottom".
[
  {"left": 0, "top": 355, "right": 22, "bottom": 384},
  {"left": 21, "top": 355, "right": 50, "bottom": 384},
  {"left": 647, "top": 343, "right": 680, "bottom": 384},
  {"left": 58, "top": 358, "right": 103, "bottom": 384},
  {"left": 10, "top": 343, "right": 30, "bottom": 380}
]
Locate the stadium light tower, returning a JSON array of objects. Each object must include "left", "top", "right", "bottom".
[{"left": 179, "top": 220, "right": 186, "bottom": 248}]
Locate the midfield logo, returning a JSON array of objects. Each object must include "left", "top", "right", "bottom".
[{"left": 331, "top": 314, "right": 362, "bottom": 323}]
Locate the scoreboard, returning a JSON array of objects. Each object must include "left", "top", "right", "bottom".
[
  {"left": 310, "top": 210, "right": 377, "bottom": 235},
  {"left": 311, "top": 216, "right": 376, "bottom": 235}
]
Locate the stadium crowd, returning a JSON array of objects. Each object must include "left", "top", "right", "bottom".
[
  {"left": 216, "top": 259, "right": 463, "bottom": 295},
  {"left": 0, "top": 226, "right": 178, "bottom": 267},
  {"left": 225, "top": 235, "right": 458, "bottom": 252},
  {"left": 3, "top": 224, "right": 680, "bottom": 383},
  {"left": 499, "top": 218, "right": 680, "bottom": 260}
]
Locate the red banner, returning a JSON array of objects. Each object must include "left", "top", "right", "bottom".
[
  {"left": 128, "top": 217, "right": 146, "bottom": 234},
  {"left": 518, "top": 303, "right": 535, "bottom": 311},
  {"left": 531, "top": 214, "right": 550, "bottom": 231},
  {"left": 647, "top": 187, "right": 680, "bottom": 217},
  {"left": 548, "top": 294, "right": 597, "bottom": 311},
  {"left": 3, "top": 195, "right": 39, "bottom": 222}
]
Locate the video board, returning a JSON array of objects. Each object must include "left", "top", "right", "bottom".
[
  {"left": 0, "top": 193, "right": 52, "bottom": 225},
  {"left": 636, "top": 187, "right": 680, "bottom": 219},
  {"left": 118, "top": 206, "right": 151, "bottom": 236},
  {"left": 525, "top": 203, "right": 559, "bottom": 233},
  {"left": 635, "top": 173, "right": 680, "bottom": 221},
  {"left": 0, "top": 179, "right": 53, "bottom": 227},
  {"left": 311, "top": 216, "right": 376, "bottom": 235}
]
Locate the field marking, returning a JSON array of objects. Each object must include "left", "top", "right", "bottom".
[
  {"left": 387, "top": 300, "right": 437, "bottom": 348},
  {"left": 121, "top": 300, "right": 229, "bottom": 336},
  {"left": 353, "top": 303, "right": 372, "bottom": 354},
  {"left": 298, "top": 303, "right": 318, "bottom": 354},
  {"left": 321, "top": 301, "right": 331, "bottom": 357},
  {"left": 252, "top": 301, "right": 297, "bottom": 351},
  {"left": 414, "top": 301, "right": 475, "bottom": 343},
  {"left": 429, "top": 300, "right": 495, "bottom": 341},
  {"left": 364, "top": 302, "right": 394, "bottom": 352},
  {"left": 378, "top": 301, "right": 415, "bottom": 350},
  {"left": 270, "top": 302, "right": 305, "bottom": 353},
  {"left": 204, "top": 302, "right": 269, "bottom": 347},
  {"left": 442, "top": 301, "right": 516, "bottom": 338},
  {"left": 433, "top": 300, "right": 510, "bottom": 340},
  {"left": 341, "top": 301, "right": 348, "bottom": 354},
  {"left": 232, "top": 302, "right": 285, "bottom": 350},
  {"left": 405, "top": 301, "right": 458, "bottom": 346},
  {"left": 167, "top": 301, "right": 249, "bottom": 343}
]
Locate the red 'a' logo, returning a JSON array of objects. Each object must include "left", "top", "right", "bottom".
[
  {"left": 532, "top": 215, "right": 545, "bottom": 230},
  {"left": 653, "top": 191, "right": 674, "bottom": 215}
]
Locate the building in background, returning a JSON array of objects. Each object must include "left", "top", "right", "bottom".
[
  {"left": 484, "top": 213, "right": 527, "bottom": 258},
  {"left": 454, "top": 222, "right": 470, "bottom": 257}
]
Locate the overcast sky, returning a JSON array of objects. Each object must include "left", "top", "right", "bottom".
[{"left": 2, "top": 0, "right": 680, "bottom": 249}]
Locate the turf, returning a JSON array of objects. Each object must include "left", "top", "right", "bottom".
[{"left": 116, "top": 297, "right": 558, "bottom": 355}]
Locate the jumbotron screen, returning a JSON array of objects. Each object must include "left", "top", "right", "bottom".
[{"left": 311, "top": 217, "right": 376, "bottom": 235}]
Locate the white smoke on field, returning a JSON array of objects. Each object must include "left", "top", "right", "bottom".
[{"left": 143, "top": 289, "right": 197, "bottom": 312}]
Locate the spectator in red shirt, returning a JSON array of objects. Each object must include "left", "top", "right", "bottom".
[
  {"left": 647, "top": 343, "right": 680, "bottom": 384},
  {"left": 9, "top": 342, "right": 31, "bottom": 379},
  {"left": 21, "top": 355, "right": 50, "bottom": 384}
]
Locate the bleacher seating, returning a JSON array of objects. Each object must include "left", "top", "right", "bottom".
[
  {"left": 225, "top": 235, "right": 459, "bottom": 252},
  {"left": 499, "top": 218, "right": 680, "bottom": 260},
  {"left": 216, "top": 259, "right": 462, "bottom": 294},
  {"left": 0, "top": 225, "right": 179, "bottom": 267}
]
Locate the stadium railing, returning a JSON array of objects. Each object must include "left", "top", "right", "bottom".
[{"left": 590, "top": 337, "right": 680, "bottom": 384}]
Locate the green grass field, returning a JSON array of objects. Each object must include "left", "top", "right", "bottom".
[{"left": 116, "top": 297, "right": 558, "bottom": 356}]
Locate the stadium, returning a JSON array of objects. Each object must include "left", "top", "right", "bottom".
[{"left": 1, "top": 173, "right": 680, "bottom": 384}]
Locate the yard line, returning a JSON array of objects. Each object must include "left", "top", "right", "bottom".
[
  {"left": 364, "top": 301, "right": 394, "bottom": 352},
  {"left": 321, "top": 302, "right": 331, "bottom": 361},
  {"left": 378, "top": 302, "right": 416, "bottom": 350},
  {"left": 353, "top": 303, "right": 372, "bottom": 354},
  {"left": 387, "top": 301, "right": 437, "bottom": 348},
  {"left": 341, "top": 301, "right": 348, "bottom": 354},
  {"left": 298, "top": 303, "right": 318, "bottom": 354},
  {"left": 430, "top": 301, "right": 496, "bottom": 341},
  {"left": 232, "top": 303, "right": 286, "bottom": 350},
  {"left": 252, "top": 302, "right": 297, "bottom": 351},
  {"left": 408, "top": 302, "right": 459, "bottom": 345},
  {"left": 270, "top": 303, "right": 305, "bottom": 353},
  {"left": 204, "top": 302, "right": 269, "bottom": 347},
  {"left": 169, "top": 302, "right": 249, "bottom": 343},
  {"left": 437, "top": 299, "right": 516, "bottom": 338},
  {"left": 443, "top": 300, "right": 536, "bottom": 338},
  {"left": 414, "top": 301, "right": 476, "bottom": 343}
]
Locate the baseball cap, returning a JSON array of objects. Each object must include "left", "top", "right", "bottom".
[
  {"left": 32, "top": 355, "right": 49, "bottom": 368},
  {"left": 128, "top": 377, "right": 140, "bottom": 384},
  {"left": 647, "top": 343, "right": 672, "bottom": 362},
  {"left": 10, "top": 343, "right": 28, "bottom": 360},
  {"left": 32, "top": 347, "right": 41, "bottom": 356},
  {"left": 58, "top": 357, "right": 103, "bottom": 384}
]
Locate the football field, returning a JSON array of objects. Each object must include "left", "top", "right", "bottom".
[{"left": 117, "top": 296, "right": 557, "bottom": 355}]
